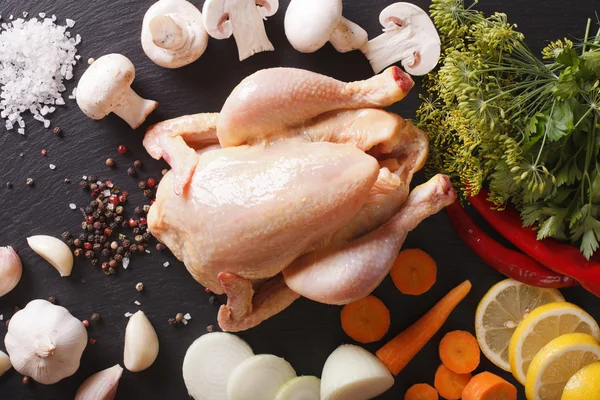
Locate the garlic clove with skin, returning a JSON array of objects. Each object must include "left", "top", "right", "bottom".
[
  {"left": 0, "top": 246, "right": 22, "bottom": 297},
  {"left": 4, "top": 299, "right": 87, "bottom": 384},
  {"left": 75, "top": 364, "right": 124, "bottom": 400},
  {"left": 27, "top": 235, "right": 74, "bottom": 277},
  {"left": 124, "top": 311, "right": 159, "bottom": 372},
  {"left": 0, "top": 350, "right": 12, "bottom": 377}
]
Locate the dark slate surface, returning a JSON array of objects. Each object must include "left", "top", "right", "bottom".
[{"left": 0, "top": 0, "right": 597, "bottom": 399}]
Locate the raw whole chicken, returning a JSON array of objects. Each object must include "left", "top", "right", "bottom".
[{"left": 143, "top": 67, "right": 456, "bottom": 332}]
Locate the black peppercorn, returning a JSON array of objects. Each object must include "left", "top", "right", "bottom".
[
  {"left": 93, "top": 243, "right": 102, "bottom": 252},
  {"left": 209, "top": 295, "right": 216, "bottom": 305},
  {"left": 61, "top": 231, "right": 72, "bottom": 240},
  {"left": 105, "top": 211, "right": 114, "bottom": 219},
  {"left": 73, "top": 239, "right": 82, "bottom": 248},
  {"left": 91, "top": 313, "right": 100, "bottom": 322},
  {"left": 99, "top": 236, "right": 108, "bottom": 244},
  {"left": 130, "top": 244, "right": 138, "bottom": 252},
  {"left": 116, "top": 246, "right": 124, "bottom": 255},
  {"left": 142, "top": 232, "right": 152, "bottom": 241},
  {"left": 103, "top": 242, "right": 110, "bottom": 249},
  {"left": 48, "top": 296, "right": 56, "bottom": 304},
  {"left": 127, "top": 167, "right": 136, "bottom": 177},
  {"left": 91, "top": 258, "right": 99, "bottom": 266},
  {"left": 133, "top": 227, "right": 141, "bottom": 235},
  {"left": 134, "top": 160, "right": 142, "bottom": 168},
  {"left": 93, "top": 221, "right": 102, "bottom": 230},
  {"left": 134, "top": 206, "right": 143, "bottom": 215},
  {"left": 78, "top": 233, "right": 87, "bottom": 241},
  {"left": 74, "top": 248, "right": 83, "bottom": 257},
  {"left": 156, "top": 243, "right": 166, "bottom": 251},
  {"left": 114, "top": 254, "right": 123, "bottom": 262},
  {"left": 168, "top": 318, "right": 177, "bottom": 325},
  {"left": 85, "top": 250, "right": 94, "bottom": 259},
  {"left": 124, "top": 251, "right": 132, "bottom": 258},
  {"left": 66, "top": 238, "right": 74, "bottom": 246},
  {"left": 88, "top": 175, "right": 97, "bottom": 182},
  {"left": 143, "top": 189, "right": 153, "bottom": 198},
  {"left": 87, "top": 234, "right": 95, "bottom": 242},
  {"left": 114, "top": 216, "right": 123, "bottom": 224},
  {"left": 92, "top": 211, "right": 101, "bottom": 219},
  {"left": 109, "top": 222, "right": 118, "bottom": 230},
  {"left": 138, "top": 181, "right": 147, "bottom": 189},
  {"left": 85, "top": 206, "right": 94, "bottom": 214},
  {"left": 101, "top": 249, "right": 110, "bottom": 257},
  {"left": 94, "top": 230, "right": 102, "bottom": 236},
  {"left": 79, "top": 180, "right": 89, "bottom": 189}
]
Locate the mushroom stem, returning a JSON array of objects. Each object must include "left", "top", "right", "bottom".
[
  {"left": 34, "top": 337, "right": 56, "bottom": 358},
  {"left": 113, "top": 89, "right": 159, "bottom": 130},
  {"left": 361, "top": 29, "right": 415, "bottom": 74},
  {"left": 149, "top": 14, "right": 188, "bottom": 51},
  {"left": 229, "top": 0, "right": 274, "bottom": 61},
  {"left": 329, "top": 17, "right": 368, "bottom": 53}
]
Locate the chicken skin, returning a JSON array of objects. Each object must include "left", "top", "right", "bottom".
[{"left": 144, "top": 67, "right": 456, "bottom": 332}]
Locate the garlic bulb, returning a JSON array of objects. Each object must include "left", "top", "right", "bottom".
[
  {"left": 75, "top": 364, "right": 124, "bottom": 400},
  {"left": 0, "top": 350, "right": 11, "bottom": 377},
  {"left": 124, "top": 311, "right": 159, "bottom": 372},
  {"left": 27, "top": 235, "right": 74, "bottom": 277},
  {"left": 4, "top": 299, "right": 88, "bottom": 384},
  {"left": 0, "top": 246, "right": 22, "bottom": 297}
]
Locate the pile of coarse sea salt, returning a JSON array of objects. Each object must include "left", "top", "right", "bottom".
[{"left": 0, "top": 13, "right": 80, "bottom": 134}]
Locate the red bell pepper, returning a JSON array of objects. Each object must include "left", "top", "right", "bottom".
[
  {"left": 470, "top": 188, "right": 600, "bottom": 296},
  {"left": 445, "top": 201, "right": 577, "bottom": 288}
]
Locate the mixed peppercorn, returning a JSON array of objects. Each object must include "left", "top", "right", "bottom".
[{"left": 61, "top": 171, "right": 163, "bottom": 275}]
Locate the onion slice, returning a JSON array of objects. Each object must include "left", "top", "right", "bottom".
[
  {"left": 182, "top": 332, "right": 254, "bottom": 400},
  {"left": 227, "top": 354, "right": 297, "bottom": 400},
  {"left": 275, "top": 376, "right": 321, "bottom": 400},
  {"left": 321, "top": 344, "right": 394, "bottom": 400}
]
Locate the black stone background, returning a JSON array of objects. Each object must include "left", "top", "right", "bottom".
[{"left": 0, "top": 0, "right": 598, "bottom": 399}]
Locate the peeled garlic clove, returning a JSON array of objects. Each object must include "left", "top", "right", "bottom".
[
  {"left": 0, "top": 246, "right": 22, "bottom": 297},
  {"left": 0, "top": 350, "right": 12, "bottom": 377},
  {"left": 27, "top": 235, "right": 74, "bottom": 277},
  {"left": 124, "top": 311, "right": 159, "bottom": 372},
  {"left": 75, "top": 364, "right": 124, "bottom": 400},
  {"left": 5, "top": 299, "right": 88, "bottom": 384}
]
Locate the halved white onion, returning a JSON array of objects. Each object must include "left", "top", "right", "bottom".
[
  {"left": 321, "top": 345, "right": 394, "bottom": 400},
  {"left": 182, "top": 332, "right": 254, "bottom": 400},
  {"left": 227, "top": 354, "right": 297, "bottom": 400}
]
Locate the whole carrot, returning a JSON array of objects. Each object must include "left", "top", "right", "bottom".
[{"left": 376, "top": 280, "right": 472, "bottom": 375}]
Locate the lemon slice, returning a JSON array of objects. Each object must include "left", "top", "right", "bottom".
[
  {"left": 525, "top": 333, "right": 600, "bottom": 400},
  {"left": 475, "top": 279, "right": 564, "bottom": 371},
  {"left": 509, "top": 302, "right": 600, "bottom": 384},
  {"left": 562, "top": 362, "right": 600, "bottom": 400}
]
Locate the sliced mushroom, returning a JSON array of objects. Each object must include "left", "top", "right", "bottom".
[
  {"left": 360, "top": 2, "right": 441, "bottom": 75},
  {"left": 285, "top": 0, "right": 367, "bottom": 53},
  {"left": 141, "top": 0, "right": 209, "bottom": 68},
  {"left": 202, "top": 0, "right": 278, "bottom": 61},
  {"left": 76, "top": 54, "right": 158, "bottom": 129}
]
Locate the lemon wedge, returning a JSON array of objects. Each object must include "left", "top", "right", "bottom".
[
  {"left": 509, "top": 302, "right": 600, "bottom": 384},
  {"left": 475, "top": 279, "right": 564, "bottom": 371},
  {"left": 562, "top": 362, "right": 600, "bottom": 400},
  {"left": 525, "top": 333, "right": 600, "bottom": 400}
]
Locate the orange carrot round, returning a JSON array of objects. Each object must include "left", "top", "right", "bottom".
[
  {"left": 391, "top": 249, "right": 437, "bottom": 295},
  {"left": 439, "top": 330, "right": 481, "bottom": 374},
  {"left": 376, "top": 280, "right": 472, "bottom": 375},
  {"left": 434, "top": 364, "right": 472, "bottom": 400},
  {"left": 405, "top": 383, "right": 439, "bottom": 400},
  {"left": 462, "top": 372, "right": 517, "bottom": 400},
  {"left": 341, "top": 295, "right": 390, "bottom": 343}
]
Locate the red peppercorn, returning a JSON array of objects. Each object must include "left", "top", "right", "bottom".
[
  {"left": 89, "top": 338, "right": 97, "bottom": 345},
  {"left": 82, "top": 320, "right": 90, "bottom": 327},
  {"left": 147, "top": 177, "right": 157, "bottom": 188},
  {"left": 86, "top": 215, "right": 95, "bottom": 224},
  {"left": 109, "top": 195, "right": 119, "bottom": 205},
  {"left": 41, "top": 149, "right": 47, "bottom": 156},
  {"left": 91, "top": 189, "right": 100, "bottom": 198},
  {"left": 101, "top": 262, "right": 108, "bottom": 270},
  {"left": 118, "top": 195, "right": 127, "bottom": 203},
  {"left": 150, "top": 199, "right": 156, "bottom": 205},
  {"left": 103, "top": 228, "right": 112, "bottom": 237},
  {"left": 118, "top": 144, "right": 128, "bottom": 154},
  {"left": 83, "top": 242, "right": 93, "bottom": 250},
  {"left": 139, "top": 217, "right": 147, "bottom": 226},
  {"left": 122, "top": 190, "right": 129, "bottom": 197},
  {"left": 205, "top": 288, "right": 212, "bottom": 293},
  {"left": 128, "top": 218, "right": 138, "bottom": 228}
]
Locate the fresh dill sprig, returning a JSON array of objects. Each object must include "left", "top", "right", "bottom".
[{"left": 419, "top": 0, "right": 600, "bottom": 258}]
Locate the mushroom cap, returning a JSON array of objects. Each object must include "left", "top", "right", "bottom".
[
  {"left": 202, "top": 0, "right": 233, "bottom": 39},
  {"left": 284, "top": 0, "right": 342, "bottom": 53},
  {"left": 141, "top": 0, "right": 208, "bottom": 68},
  {"left": 380, "top": 2, "right": 441, "bottom": 76},
  {"left": 76, "top": 54, "right": 135, "bottom": 120}
]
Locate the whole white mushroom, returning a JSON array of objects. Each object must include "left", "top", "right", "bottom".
[
  {"left": 285, "top": 0, "right": 367, "bottom": 53},
  {"left": 361, "top": 2, "right": 441, "bottom": 75},
  {"left": 142, "top": 0, "right": 208, "bottom": 68},
  {"left": 4, "top": 299, "right": 87, "bottom": 384},
  {"left": 76, "top": 54, "right": 158, "bottom": 129}
]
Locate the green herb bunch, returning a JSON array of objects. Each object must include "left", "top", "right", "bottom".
[{"left": 417, "top": 0, "right": 600, "bottom": 258}]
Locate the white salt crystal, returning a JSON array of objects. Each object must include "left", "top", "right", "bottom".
[
  {"left": 52, "top": 15, "right": 57, "bottom": 21},
  {"left": 163, "top": 262, "right": 170, "bottom": 267},
  {"left": 122, "top": 257, "right": 130, "bottom": 269},
  {"left": 107, "top": 203, "right": 115, "bottom": 211},
  {"left": 0, "top": 15, "right": 80, "bottom": 131},
  {"left": 134, "top": 300, "right": 141, "bottom": 306},
  {"left": 182, "top": 319, "right": 188, "bottom": 325},
  {"left": 22, "top": 12, "right": 28, "bottom": 18},
  {"left": 184, "top": 313, "right": 191, "bottom": 320},
  {"left": 17, "top": 128, "right": 24, "bottom": 135},
  {"left": 9, "top": 15, "right": 13, "bottom": 20},
  {"left": 103, "top": 189, "right": 111, "bottom": 197},
  {"left": 66, "top": 19, "right": 75, "bottom": 27},
  {"left": 145, "top": 249, "right": 151, "bottom": 254},
  {"left": 69, "top": 203, "right": 76, "bottom": 210},
  {"left": 82, "top": 175, "right": 87, "bottom": 180},
  {"left": 0, "top": 314, "right": 3, "bottom": 321},
  {"left": 124, "top": 312, "right": 133, "bottom": 318},
  {"left": 49, "top": 164, "right": 56, "bottom": 170}
]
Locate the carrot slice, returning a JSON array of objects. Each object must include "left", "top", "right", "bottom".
[
  {"left": 462, "top": 372, "right": 517, "bottom": 400},
  {"left": 405, "top": 383, "right": 439, "bottom": 400},
  {"left": 434, "top": 364, "right": 472, "bottom": 400},
  {"left": 341, "top": 295, "right": 390, "bottom": 343},
  {"left": 391, "top": 249, "right": 437, "bottom": 295},
  {"left": 376, "top": 280, "right": 472, "bottom": 375},
  {"left": 439, "top": 330, "right": 480, "bottom": 374}
]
